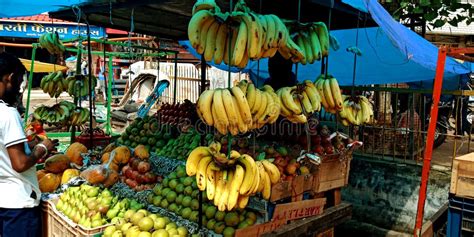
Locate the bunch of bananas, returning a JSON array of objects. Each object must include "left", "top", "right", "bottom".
[
  {"left": 243, "top": 82, "right": 281, "bottom": 129},
  {"left": 276, "top": 80, "right": 321, "bottom": 124},
  {"left": 40, "top": 71, "right": 68, "bottom": 98},
  {"left": 186, "top": 142, "right": 281, "bottom": 211},
  {"left": 281, "top": 22, "right": 330, "bottom": 64},
  {"left": 314, "top": 74, "right": 343, "bottom": 114},
  {"left": 39, "top": 32, "right": 65, "bottom": 55},
  {"left": 66, "top": 75, "right": 97, "bottom": 98},
  {"left": 339, "top": 95, "right": 374, "bottom": 126},
  {"left": 69, "top": 107, "right": 91, "bottom": 126},
  {"left": 188, "top": 0, "right": 294, "bottom": 68},
  {"left": 33, "top": 101, "right": 75, "bottom": 125}
]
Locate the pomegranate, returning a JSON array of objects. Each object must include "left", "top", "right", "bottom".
[{"left": 137, "top": 161, "right": 151, "bottom": 174}]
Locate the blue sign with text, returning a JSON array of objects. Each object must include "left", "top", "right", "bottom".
[{"left": 0, "top": 21, "right": 105, "bottom": 39}]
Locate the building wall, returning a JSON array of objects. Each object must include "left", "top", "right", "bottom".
[{"left": 342, "top": 157, "right": 450, "bottom": 233}]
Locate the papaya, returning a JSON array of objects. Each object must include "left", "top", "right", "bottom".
[
  {"left": 36, "top": 169, "right": 48, "bottom": 181},
  {"left": 61, "top": 168, "right": 80, "bottom": 184},
  {"left": 101, "top": 154, "right": 119, "bottom": 172},
  {"left": 44, "top": 154, "right": 70, "bottom": 174},
  {"left": 65, "top": 142, "right": 88, "bottom": 166},
  {"left": 113, "top": 146, "right": 131, "bottom": 164},
  {"left": 39, "top": 173, "right": 60, "bottom": 193},
  {"left": 102, "top": 170, "right": 119, "bottom": 187},
  {"left": 134, "top": 144, "right": 150, "bottom": 160},
  {"left": 102, "top": 143, "right": 116, "bottom": 155}
]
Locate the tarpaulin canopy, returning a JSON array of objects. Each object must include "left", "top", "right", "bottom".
[
  {"left": 0, "top": 0, "right": 101, "bottom": 18},
  {"left": 20, "top": 58, "right": 67, "bottom": 73},
  {"left": 180, "top": 0, "right": 472, "bottom": 87}
]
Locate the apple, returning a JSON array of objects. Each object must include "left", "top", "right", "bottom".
[{"left": 137, "top": 161, "right": 151, "bottom": 174}]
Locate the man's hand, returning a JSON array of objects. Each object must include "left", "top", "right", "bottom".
[{"left": 41, "top": 139, "right": 59, "bottom": 152}]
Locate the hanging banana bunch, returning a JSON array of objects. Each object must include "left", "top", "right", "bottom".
[
  {"left": 276, "top": 80, "right": 322, "bottom": 124},
  {"left": 186, "top": 141, "right": 281, "bottom": 211},
  {"left": 66, "top": 75, "right": 97, "bottom": 98},
  {"left": 33, "top": 101, "right": 75, "bottom": 126},
  {"left": 40, "top": 71, "right": 68, "bottom": 98},
  {"left": 338, "top": 95, "right": 374, "bottom": 126},
  {"left": 314, "top": 74, "right": 343, "bottom": 114},
  {"left": 38, "top": 32, "right": 66, "bottom": 55}
]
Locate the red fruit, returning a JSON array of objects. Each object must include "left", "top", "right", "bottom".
[
  {"left": 325, "top": 146, "right": 335, "bottom": 154},
  {"left": 125, "top": 178, "right": 138, "bottom": 188},
  {"left": 144, "top": 172, "right": 156, "bottom": 183},
  {"left": 314, "top": 145, "right": 325, "bottom": 155},
  {"left": 131, "top": 170, "right": 139, "bottom": 180},
  {"left": 286, "top": 163, "right": 298, "bottom": 175},
  {"left": 131, "top": 159, "right": 141, "bottom": 170},
  {"left": 274, "top": 157, "right": 288, "bottom": 168},
  {"left": 136, "top": 174, "right": 145, "bottom": 184},
  {"left": 137, "top": 161, "right": 151, "bottom": 174},
  {"left": 311, "top": 135, "right": 321, "bottom": 145},
  {"left": 122, "top": 165, "right": 130, "bottom": 175},
  {"left": 322, "top": 137, "right": 332, "bottom": 146},
  {"left": 125, "top": 168, "right": 134, "bottom": 179}
]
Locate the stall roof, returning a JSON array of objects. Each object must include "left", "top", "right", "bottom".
[{"left": 49, "top": 0, "right": 376, "bottom": 40}]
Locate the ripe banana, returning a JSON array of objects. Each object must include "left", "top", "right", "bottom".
[
  {"left": 186, "top": 147, "right": 212, "bottom": 176},
  {"left": 188, "top": 10, "right": 215, "bottom": 51},
  {"left": 227, "top": 164, "right": 244, "bottom": 210}
]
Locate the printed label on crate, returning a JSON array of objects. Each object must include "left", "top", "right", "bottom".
[
  {"left": 272, "top": 198, "right": 326, "bottom": 222},
  {"left": 234, "top": 218, "right": 287, "bottom": 237},
  {"left": 247, "top": 196, "right": 268, "bottom": 212}
]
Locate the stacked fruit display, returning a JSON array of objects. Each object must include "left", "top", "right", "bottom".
[
  {"left": 148, "top": 165, "right": 258, "bottom": 235},
  {"left": 40, "top": 71, "right": 68, "bottom": 97},
  {"left": 276, "top": 80, "right": 322, "bottom": 123},
  {"left": 186, "top": 142, "right": 281, "bottom": 211},
  {"left": 33, "top": 101, "right": 87, "bottom": 126},
  {"left": 156, "top": 100, "right": 197, "bottom": 126},
  {"left": 55, "top": 184, "right": 121, "bottom": 228},
  {"left": 66, "top": 74, "right": 98, "bottom": 97},
  {"left": 293, "top": 125, "right": 355, "bottom": 156},
  {"left": 117, "top": 116, "right": 178, "bottom": 152},
  {"left": 119, "top": 145, "right": 158, "bottom": 191},
  {"left": 39, "top": 32, "right": 65, "bottom": 54},
  {"left": 103, "top": 208, "right": 189, "bottom": 237},
  {"left": 338, "top": 95, "right": 374, "bottom": 126},
  {"left": 155, "top": 129, "right": 213, "bottom": 160},
  {"left": 188, "top": 0, "right": 307, "bottom": 68},
  {"left": 281, "top": 22, "right": 330, "bottom": 64},
  {"left": 314, "top": 74, "right": 344, "bottom": 114}
]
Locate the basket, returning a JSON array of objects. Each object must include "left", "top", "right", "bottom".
[
  {"left": 45, "top": 198, "right": 112, "bottom": 237},
  {"left": 74, "top": 128, "right": 111, "bottom": 149}
]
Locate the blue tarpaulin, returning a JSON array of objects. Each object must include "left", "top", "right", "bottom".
[
  {"left": 180, "top": 0, "right": 472, "bottom": 88},
  {"left": 0, "top": 0, "right": 92, "bottom": 18}
]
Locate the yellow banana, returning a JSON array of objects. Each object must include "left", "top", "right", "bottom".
[
  {"left": 251, "top": 88, "right": 263, "bottom": 115},
  {"left": 204, "top": 21, "right": 220, "bottom": 61},
  {"left": 257, "top": 91, "right": 274, "bottom": 124},
  {"left": 237, "top": 195, "right": 249, "bottom": 209},
  {"left": 263, "top": 15, "right": 275, "bottom": 50},
  {"left": 313, "top": 22, "right": 330, "bottom": 57},
  {"left": 249, "top": 12, "right": 263, "bottom": 59},
  {"left": 301, "top": 91, "right": 314, "bottom": 114},
  {"left": 231, "top": 86, "right": 252, "bottom": 126},
  {"left": 309, "top": 27, "right": 322, "bottom": 61},
  {"left": 224, "top": 26, "right": 238, "bottom": 66},
  {"left": 233, "top": 96, "right": 248, "bottom": 133},
  {"left": 218, "top": 170, "right": 232, "bottom": 211},
  {"left": 222, "top": 89, "right": 239, "bottom": 134},
  {"left": 295, "top": 34, "right": 307, "bottom": 65},
  {"left": 256, "top": 161, "right": 266, "bottom": 193},
  {"left": 238, "top": 154, "right": 257, "bottom": 195},
  {"left": 232, "top": 20, "right": 248, "bottom": 66},
  {"left": 198, "top": 16, "right": 216, "bottom": 54},
  {"left": 301, "top": 32, "right": 314, "bottom": 64},
  {"left": 196, "top": 156, "right": 213, "bottom": 191},
  {"left": 281, "top": 87, "right": 302, "bottom": 115},
  {"left": 214, "top": 23, "right": 228, "bottom": 64},
  {"left": 261, "top": 160, "right": 281, "bottom": 184},
  {"left": 227, "top": 165, "right": 245, "bottom": 210},
  {"left": 237, "top": 47, "right": 249, "bottom": 68},
  {"left": 304, "top": 81, "right": 321, "bottom": 111},
  {"left": 323, "top": 79, "right": 335, "bottom": 109},
  {"left": 188, "top": 10, "right": 214, "bottom": 51},
  {"left": 214, "top": 170, "right": 226, "bottom": 206},
  {"left": 287, "top": 114, "right": 308, "bottom": 123},
  {"left": 213, "top": 89, "right": 229, "bottom": 134},
  {"left": 186, "top": 147, "right": 212, "bottom": 176},
  {"left": 206, "top": 162, "right": 219, "bottom": 201},
  {"left": 329, "top": 77, "right": 343, "bottom": 110},
  {"left": 315, "top": 79, "right": 329, "bottom": 110},
  {"left": 253, "top": 90, "right": 268, "bottom": 123},
  {"left": 197, "top": 89, "right": 215, "bottom": 126},
  {"left": 246, "top": 83, "right": 257, "bottom": 112},
  {"left": 212, "top": 101, "right": 228, "bottom": 134}
]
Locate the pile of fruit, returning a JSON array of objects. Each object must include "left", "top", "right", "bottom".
[
  {"left": 39, "top": 32, "right": 65, "bottom": 55},
  {"left": 186, "top": 141, "right": 281, "bottom": 211},
  {"left": 117, "top": 116, "right": 178, "bottom": 152},
  {"left": 277, "top": 80, "right": 322, "bottom": 123},
  {"left": 36, "top": 154, "right": 80, "bottom": 193},
  {"left": 188, "top": 0, "right": 307, "bottom": 68},
  {"left": 155, "top": 129, "right": 212, "bottom": 161},
  {"left": 103, "top": 208, "right": 189, "bottom": 237},
  {"left": 148, "top": 165, "right": 257, "bottom": 235},
  {"left": 294, "top": 125, "right": 354, "bottom": 156},
  {"left": 120, "top": 145, "right": 158, "bottom": 191},
  {"left": 338, "top": 95, "right": 374, "bottom": 126},
  {"left": 55, "top": 185, "right": 120, "bottom": 228},
  {"left": 156, "top": 100, "right": 197, "bottom": 126},
  {"left": 40, "top": 71, "right": 68, "bottom": 97},
  {"left": 33, "top": 101, "right": 90, "bottom": 126}
]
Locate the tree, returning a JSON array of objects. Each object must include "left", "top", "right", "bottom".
[{"left": 382, "top": 0, "right": 473, "bottom": 29}]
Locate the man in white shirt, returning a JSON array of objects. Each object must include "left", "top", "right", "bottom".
[{"left": 0, "top": 52, "right": 56, "bottom": 237}]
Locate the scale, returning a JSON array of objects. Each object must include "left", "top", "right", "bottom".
[{"left": 136, "top": 79, "right": 170, "bottom": 118}]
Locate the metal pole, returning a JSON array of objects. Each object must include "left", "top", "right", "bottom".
[
  {"left": 106, "top": 55, "right": 113, "bottom": 135},
  {"left": 173, "top": 52, "right": 178, "bottom": 104},
  {"left": 71, "top": 40, "right": 83, "bottom": 143},
  {"left": 198, "top": 54, "right": 207, "bottom": 231},
  {"left": 413, "top": 48, "right": 447, "bottom": 237},
  {"left": 24, "top": 45, "right": 37, "bottom": 125},
  {"left": 86, "top": 17, "right": 94, "bottom": 148}
]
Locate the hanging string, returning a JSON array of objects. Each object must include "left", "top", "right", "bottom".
[
  {"left": 109, "top": 0, "right": 114, "bottom": 25},
  {"left": 350, "top": 11, "right": 361, "bottom": 98},
  {"left": 324, "top": 0, "right": 334, "bottom": 78}
]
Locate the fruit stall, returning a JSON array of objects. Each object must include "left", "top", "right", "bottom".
[{"left": 27, "top": 0, "right": 386, "bottom": 237}]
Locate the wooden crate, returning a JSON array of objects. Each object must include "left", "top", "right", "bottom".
[
  {"left": 270, "top": 174, "right": 314, "bottom": 202},
  {"left": 312, "top": 155, "right": 351, "bottom": 193},
  {"left": 450, "top": 153, "right": 474, "bottom": 198},
  {"left": 314, "top": 227, "right": 334, "bottom": 237},
  {"left": 41, "top": 201, "right": 52, "bottom": 237}
]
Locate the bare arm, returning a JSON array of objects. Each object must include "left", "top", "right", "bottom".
[{"left": 7, "top": 139, "right": 57, "bottom": 173}]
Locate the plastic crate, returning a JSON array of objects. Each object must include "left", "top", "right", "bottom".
[
  {"left": 45, "top": 198, "right": 111, "bottom": 237},
  {"left": 447, "top": 195, "right": 474, "bottom": 237},
  {"left": 74, "top": 128, "right": 111, "bottom": 149}
]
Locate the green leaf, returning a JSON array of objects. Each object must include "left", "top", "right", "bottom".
[
  {"left": 420, "top": 0, "right": 430, "bottom": 7},
  {"left": 466, "top": 19, "right": 472, "bottom": 26},
  {"left": 424, "top": 11, "right": 438, "bottom": 21},
  {"left": 414, "top": 6, "right": 424, "bottom": 14},
  {"left": 400, "top": 2, "right": 409, "bottom": 8},
  {"left": 257, "top": 152, "right": 266, "bottom": 161},
  {"left": 433, "top": 19, "right": 445, "bottom": 28},
  {"left": 448, "top": 18, "right": 459, "bottom": 27}
]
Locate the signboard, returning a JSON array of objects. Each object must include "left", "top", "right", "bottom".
[
  {"left": 0, "top": 21, "right": 105, "bottom": 39},
  {"left": 234, "top": 219, "right": 287, "bottom": 237},
  {"left": 272, "top": 198, "right": 326, "bottom": 222}
]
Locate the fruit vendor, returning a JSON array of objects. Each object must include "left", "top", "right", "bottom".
[
  {"left": 264, "top": 52, "right": 298, "bottom": 90},
  {"left": 0, "top": 52, "right": 57, "bottom": 237}
]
